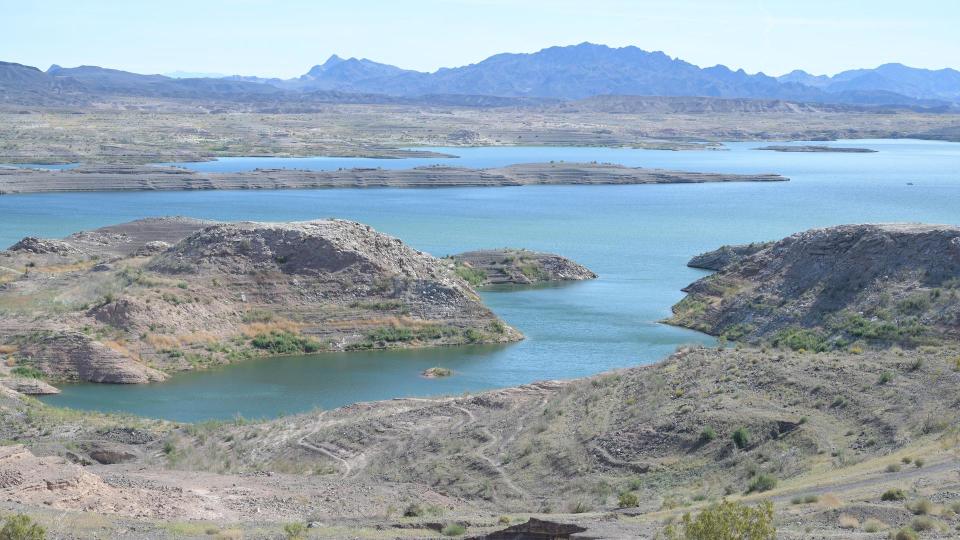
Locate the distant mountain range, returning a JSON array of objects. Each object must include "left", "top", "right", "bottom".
[
  {"left": 2, "top": 43, "right": 958, "bottom": 110},
  {"left": 777, "top": 63, "right": 960, "bottom": 103}
]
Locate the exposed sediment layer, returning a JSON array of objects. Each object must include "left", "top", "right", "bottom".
[{"left": 0, "top": 162, "right": 787, "bottom": 194}]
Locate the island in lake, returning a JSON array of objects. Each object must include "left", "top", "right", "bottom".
[
  {"left": 0, "top": 162, "right": 787, "bottom": 194},
  {"left": 755, "top": 144, "right": 878, "bottom": 153}
]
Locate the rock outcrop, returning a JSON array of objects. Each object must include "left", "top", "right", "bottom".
[
  {"left": 686, "top": 242, "right": 772, "bottom": 271},
  {"left": 668, "top": 223, "right": 960, "bottom": 346},
  {"left": 449, "top": 249, "right": 596, "bottom": 286},
  {"left": 0, "top": 445, "right": 213, "bottom": 519},
  {"left": 0, "top": 377, "right": 60, "bottom": 395},
  {"left": 18, "top": 332, "right": 167, "bottom": 383}
]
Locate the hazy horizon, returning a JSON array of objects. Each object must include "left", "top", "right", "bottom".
[{"left": 4, "top": 0, "right": 959, "bottom": 79}]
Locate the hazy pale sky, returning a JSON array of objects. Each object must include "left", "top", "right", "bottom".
[{"left": 3, "top": 0, "right": 958, "bottom": 78}]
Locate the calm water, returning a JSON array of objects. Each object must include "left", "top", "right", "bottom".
[{"left": 2, "top": 140, "right": 956, "bottom": 421}]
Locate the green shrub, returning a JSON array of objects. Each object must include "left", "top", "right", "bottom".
[
  {"left": 250, "top": 331, "right": 321, "bottom": 354},
  {"left": 886, "top": 463, "right": 902, "bottom": 473},
  {"left": 746, "top": 474, "right": 777, "bottom": 494},
  {"left": 282, "top": 522, "right": 306, "bottom": 540},
  {"left": 913, "top": 457, "right": 924, "bottom": 468},
  {"left": 664, "top": 500, "right": 775, "bottom": 540},
  {"left": 453, "top": 264, "right": 487, "bottom": 287},
  {"left": 732, "top": 428, "right": 751, "bottom": 449},
  {"left": 441, "top": 523, "right": 466, "bottom": 537},
  {"left": 10, "top": 366, "right": 44, "bottom": 379},
  {"left": 618, "top": 491, "right": 640, "bottom": 508},
  {"left": 878, "top": 371, "right": 894, "bottom": 384},
  {"left": 893, "top": 528, "right": 918, "bottom": 540},
  {"left": 881, "top": 488, "right": 906, "bottom": 501},
  {"left": 0, "top": 514, "right": 46, "bottom": 540},
  {"left": 772, "top": 327, "right": 830, "bottom": 352},
  {"left": 699, "top": 427, "right": 717, "bottom": 443}
]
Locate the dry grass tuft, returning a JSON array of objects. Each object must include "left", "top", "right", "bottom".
[
  {"left": 241, "top": 319, "right": 301, "bottom": 337},
  {"left": 0, "top": 344, "right": 18, "bottom": 355},
  {"left": 838, "top": 514, "right": 860, "bottom": 529},
  {"left": 818, "top": 493, "right": 842, "bottom": 509},
  {"left": 145, "top": 333, "right": 181, "bottom": 350}
]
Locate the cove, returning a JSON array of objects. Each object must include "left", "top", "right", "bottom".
[{"left": 4, "top": 139, "right": 955, "bottom": 421}]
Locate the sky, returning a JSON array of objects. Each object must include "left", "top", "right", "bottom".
[{"left": 3, "top": 0, "right": 958, "bottom": 78}]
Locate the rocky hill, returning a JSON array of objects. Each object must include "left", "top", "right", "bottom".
[
  {"left": 668, "top": 223, "right": 960, "bottom": 348},
  {"left": 0, "top": 218, "right": 520, "bottom": 385},
  {"left": 449, "top": 249, "right": 596, "bottom": 286}
]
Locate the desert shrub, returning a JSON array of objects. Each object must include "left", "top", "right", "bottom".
[
  {"left": 878, "top": 371, "right": 894, "bottom": 384},
  {"left": 862, "top": 518, "right": 885, "bottom": 533},
  {"left": 790, "top": 494, "right": 818, "bottom": 505},
  {"left": 699, "top": 427, "right": 717, "bottom": 443},
  {"left": 441, "top": 523, "right": 466, "bottom": 537},
  {"left": 913, "top": 457, "right": 925, "bottom": 467},
  {"left": 403, "top": 503, "right": 424, "bottom": 517},
  {"left": 0, "top": 514, "right": 46, "bottom": 540},
  {"left": 568, "top": 500, "right": 592, "bottom": 514},
  {"left": 910, "top": 516, "right": 945, "bottom": 533},
  {"left": 907, "top": 498, "right": 933, "bottom": 515},
  {"left": 837, "top": 514, "right": 859, "bottom": 529},
  {"left": 463, "top": 328, "right": 484, "bottom": 343},
  {"left": 453, "top": 264, "right": 487, "bottom": 287},
  {"left": 282, "top": 522, "right": 306, "bottom": 540},
  {"left": 250, "top": 331, "right": 321, "bottom": 354},
  {"left": 881, "top": 488, "right": 906, "bottom": 501},
  {"left": 618, "top": 491, "right": 640, "bottom": 508},
  {"left": 772, "top": 327, "right": 830, "bottom": 352},
  {"left": 498, "top": 516, "right": 511, "bottom": 525},
  {"left": 886, "top": 463, "right": 902, "bottom": 473},
  {"left": 10, "top": 366, "right": 44, "bottom": 379},
  {"left": 241, "top": 309, "right": 274, "bottom": 323},
  {"left": 893, "top": 528, "right": 918, "bottom": 540},
  {"left": 663, "top": 500, "right": 774, "bottom": 540},
  {"left": 732, "top": 428, "right": 751, "bottom": 449},
  {"left": 746, "top": 474, "right": 777, "bottom": 494}
]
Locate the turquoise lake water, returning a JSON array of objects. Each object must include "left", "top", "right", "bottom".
[{"left": 2, "top": 139, "right": 957, "bottom": 421}]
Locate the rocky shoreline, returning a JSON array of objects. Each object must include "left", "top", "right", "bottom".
[{"left": 0, "top": 162, "right": 787, "bottom": 194}]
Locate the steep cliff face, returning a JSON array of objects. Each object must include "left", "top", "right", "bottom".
[
  {"left": 668, "top": 224, "right": 960, "bottom": 347},
  {"left": 0, "top": 218, "right": 520, "bottom": 385}
]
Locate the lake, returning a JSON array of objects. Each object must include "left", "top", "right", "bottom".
[{"left": 2, "top": 139, "right": 957, "bottom": 421}]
